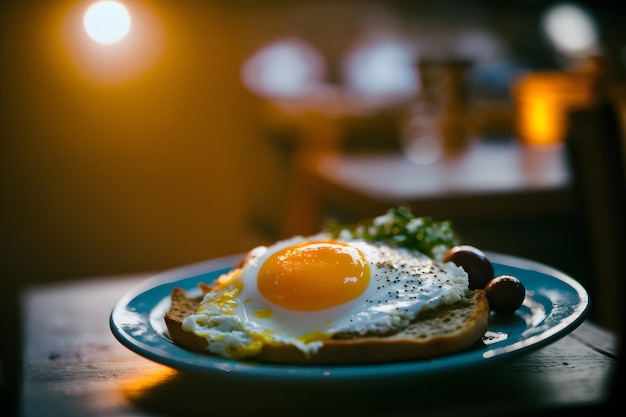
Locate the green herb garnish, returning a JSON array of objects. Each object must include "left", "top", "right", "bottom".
[{"left": 323, "top": 206, "right": 460, "bottom": 258}]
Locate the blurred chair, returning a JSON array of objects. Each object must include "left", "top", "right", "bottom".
[
  {"left": 263, "top": 94, "right": 407, "bottom": 238},
  {"left": 565, "top": 83, "right": 626, "bottom": 334}
]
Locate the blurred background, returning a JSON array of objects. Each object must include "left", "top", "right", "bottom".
[{"left": 1, "top": 0, "right": 625, "bottom": 410}]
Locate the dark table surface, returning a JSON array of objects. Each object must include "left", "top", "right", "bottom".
[{"left": 18, "top": 270, "right": 622, "bottom": 417}]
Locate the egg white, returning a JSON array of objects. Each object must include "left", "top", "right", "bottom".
[{"left": 182, "top": 234, "right": 469, "bottom": 359}]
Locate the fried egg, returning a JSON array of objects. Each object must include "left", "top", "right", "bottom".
[{"left": 182, "top": 235, "right": 469, "bottom": 359}]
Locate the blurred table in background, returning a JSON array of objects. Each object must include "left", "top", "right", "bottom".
[{"left": 285, "top": 140, "right": 574, "bottom": 235}]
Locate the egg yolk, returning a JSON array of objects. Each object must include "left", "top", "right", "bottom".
[{"left": 258, "top": 240, "right": 370, "bottom": 311}]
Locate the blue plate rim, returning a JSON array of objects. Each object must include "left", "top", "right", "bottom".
[{"left": 109, "top": 251, "right": 589, "bottom": 382}]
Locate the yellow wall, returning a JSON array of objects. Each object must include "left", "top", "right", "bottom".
[{"left": 0, "top": 0, "right": 266, "bottom": 283}]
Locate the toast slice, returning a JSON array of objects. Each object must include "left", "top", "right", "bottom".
[{"left": 164, "top": 286, "right": 490, "bottom": 365}]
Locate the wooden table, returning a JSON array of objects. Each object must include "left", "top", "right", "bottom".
[{"left": 19, "top": 272, "right": 621, "bottom": 416}]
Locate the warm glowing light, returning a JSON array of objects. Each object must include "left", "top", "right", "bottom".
[
  {"left": 513, "top": 72, "right": 595, "bottom": 147},
  {"left": 122, "top": 366, "right": 177, "bottom": 400},
  {"left": 61, "top": 0, "right": 165, "bottom": 84},
  {"left": 83, "top": 1, "right": 131, "bottom": 45}
]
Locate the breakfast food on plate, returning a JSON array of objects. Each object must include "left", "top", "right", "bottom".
[
  {"left": 165, "top": 207, "right": 523, "bottom": 365},
  {"left": 442, "top": 245, "right": 494, "bottom": 290},
  {"left": 484, "top": 275, "right": 526, "bottom": 314},
  {"left": 441, "top": 245, "right": 526, "bottom": 314}
]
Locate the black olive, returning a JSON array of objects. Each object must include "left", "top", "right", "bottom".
[
  {"left": 443, "top": 245, "right": 494, "bottom": 290},
  {"left": 485, "top": 275, "right": 526, "bottom": 314}
]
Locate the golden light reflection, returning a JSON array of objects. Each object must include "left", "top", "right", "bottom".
[
  {"left": 57, "top": 0, "right": 166, "bottom": 84},
  {"left": 83, "top": 1, "right": 131, "bottom": 45},
  {"left": 121, "top": 366, "right": 177, "bottom": 401},
  {"left": 513, "top": 72, "right": 596, "bottom": 147}
]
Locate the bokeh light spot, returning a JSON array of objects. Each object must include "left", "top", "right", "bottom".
[{"left": 84, "top": 1, "right": 131, "bottom": 45}]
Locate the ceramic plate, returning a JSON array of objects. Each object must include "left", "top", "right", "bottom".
[{"left": 110, "top": 252, "right": 589, "bottom": 382}]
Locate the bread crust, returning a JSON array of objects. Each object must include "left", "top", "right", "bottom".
[{"left": 164, "top": 286, "right": 490, "bottom": 365}]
